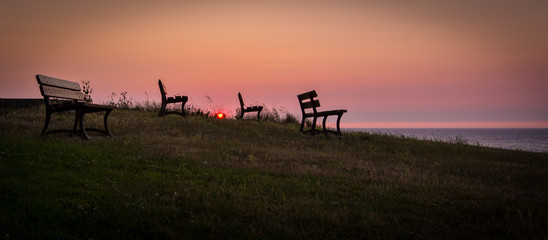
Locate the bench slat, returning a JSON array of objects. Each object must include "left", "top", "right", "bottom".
[
  {"left": 315, "top": 109, "right": 347, "bottom": 116},
  {"left": 300, "top": 99, "right": 320, "bottom": 109},
  {"left": 297, "top": 90, "right": 318, "bottom": 100},
  {"left": 40, "top": 85, "right": 85, "bottom": 100},
  {"left": 37, "top": 74, "right": 81, "bottom": 91}
]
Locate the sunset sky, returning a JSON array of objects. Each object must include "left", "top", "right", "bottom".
[{"left": 1, "top": 0, "right": 547, "bottom": 128}]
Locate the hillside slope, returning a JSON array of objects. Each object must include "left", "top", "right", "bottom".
[{"left": 1, "top": 107, "right": 547, "bottom": 239}]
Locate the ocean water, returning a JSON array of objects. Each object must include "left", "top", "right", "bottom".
[{"left": 345, "top": 128, "right": 548, "bottom": 153}]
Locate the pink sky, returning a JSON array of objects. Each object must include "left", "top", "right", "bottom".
[{"left": 1, "top": 0, "right": 547, "bottom": 128}]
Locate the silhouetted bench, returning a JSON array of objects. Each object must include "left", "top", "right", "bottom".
[
  {"left": 36, "top": 74, "right": 115, "bottom": 140},
  {"left": 297, "top": 90, "right": 347, "bottom": 135},
  {"left": 237, "top": 92, "right": 263, "bottom": 120},
  {"left": 158, "top": 79, "right": 188, "bottom": 117}
]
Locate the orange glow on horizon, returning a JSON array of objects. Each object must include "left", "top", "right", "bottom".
[
  {"left": 343, "top": 122, "right": 548, "bottom": 129},
  {"left": 215, "top": 113, "right": 226, "bottom": 119}
]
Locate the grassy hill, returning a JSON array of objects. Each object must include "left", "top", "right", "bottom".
[{"left": 1, "top": 106, "right": 547, "bottom": 239}]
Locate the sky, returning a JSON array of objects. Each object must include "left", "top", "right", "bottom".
[{"left": 1, "top": 0, "right": 547, "bottom": 128}]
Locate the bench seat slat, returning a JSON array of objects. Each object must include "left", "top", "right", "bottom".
[
  {"left": 315, "top": 109, "right": 347, "bottom": 116},
  {"left": 246, "top": 106, "right": 262, "bottom": 111},
  {"left": 37, "top": 74, "right": 81, "bottom": 91},
  {"left": 40, "top": 85, "right": 85, "bottom": 100},
  {"left": 75, "top": 102, "right": 116, "bottom": 109}
]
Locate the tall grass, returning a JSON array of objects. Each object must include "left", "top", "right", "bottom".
[
  {"left": 1, "top": 106, "right": 547, "bottom": 239},
  {"left": 131, "top": 98, "right": 300, "bottom": 124}
]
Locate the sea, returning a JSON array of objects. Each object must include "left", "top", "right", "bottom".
[{"left": 345, "top": 128, "right": 548, "bottom": 153}]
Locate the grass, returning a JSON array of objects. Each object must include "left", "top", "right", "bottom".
[{"left": 1, "top": 106, "right": 547, "bottom": 239}]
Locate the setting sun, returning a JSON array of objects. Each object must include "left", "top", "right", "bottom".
[{"left": 215, "top": 113, "right": 226, "bottom": 119}]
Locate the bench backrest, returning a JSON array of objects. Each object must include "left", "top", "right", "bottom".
[
  {"left": 238, "top": 92, "right": 245, "bottom": 108},
  {"left": 158, "top": 80, "right": 168, "bottom": 100},
  {"left": 297, "top": 90, "right": 320, "bottom": 115},
  {"left": 36, "top": 74, "right": 84, "bottom": 105}
]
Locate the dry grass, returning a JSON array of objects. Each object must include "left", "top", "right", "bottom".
[{"left": 1, "top": 106, "right": 547, "bottom": 239}]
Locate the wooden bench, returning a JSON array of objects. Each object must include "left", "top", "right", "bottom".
[
  {"left": 237, "top": 92, "right": 263, "bottom": 120},
  {"left": 158, "top": 79, "right": 188, "bottom": 117},
  {"left": 36, "top": 74, "right": 115, "bottom": 140},
  {"left": 297, "top": 90, "right": 347, "bottom": 135}
]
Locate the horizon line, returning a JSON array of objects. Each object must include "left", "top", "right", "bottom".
[{"left": 342, "top": 121, "right": 548, "bottom": 129}]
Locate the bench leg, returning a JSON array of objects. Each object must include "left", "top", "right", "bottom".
[
  {"left": 336, "top": 114, "right": 343, "bottom": 136},
  {"left": 71, "top": 112, "right": 79, "bottom": 136},
  {"left": 239, "top": 109, "right": 245, "bottom": 119},
  {"left": 41, "top": 111, "right": 52, "bottom": 136},
  {"left": 78, "top": 110, "right": 90, "bottom": 140},
  {"left": 311, "top": 116, "right": 318, "bottom": 135},
  {"left": 300, "top": 116, "right": 306, "bottom": 132},
  {"left": 158, "top": 103, "right": 166, "bottom": 117},
  {"left": 257, "top": 109, "right": 262, "bottom": 121},
  {"left": 322, "top": 116, "right": 328, "bottom": 132},
  {"left": 104, "top": 109, "right": 113, "bottom": 137},
  {"left": 181, "top": 101, "right": 187, "bottom": 117}
]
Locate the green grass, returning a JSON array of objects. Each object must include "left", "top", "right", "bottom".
[{"left": 1, "top": 106, "right": 547, "bottom": 239}]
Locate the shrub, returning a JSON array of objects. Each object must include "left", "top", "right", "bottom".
[
  {"left": 186, "top": 104, "right": 210, "bottom": 117},
  {"left": 106, "top": 92, "right": 117, "bottom": 106},
  {"left": 281, "top": 113, "right": 299, "bottom": 125},
  {"left": 81, "top": 80, "right": 93, "bottom": 103},
  {"left": 105, "top": 92, "right": 133, "bottom": 109},
  {"left": 117, "top": 92, "right": 132, "bottom": 109},
  {"left": 260, "top": 107, "right": 280, "bottom": 122}
]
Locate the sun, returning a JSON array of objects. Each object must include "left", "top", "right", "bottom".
[{"left": 215, "top": 113, "right": 226, "bottom": 119}]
